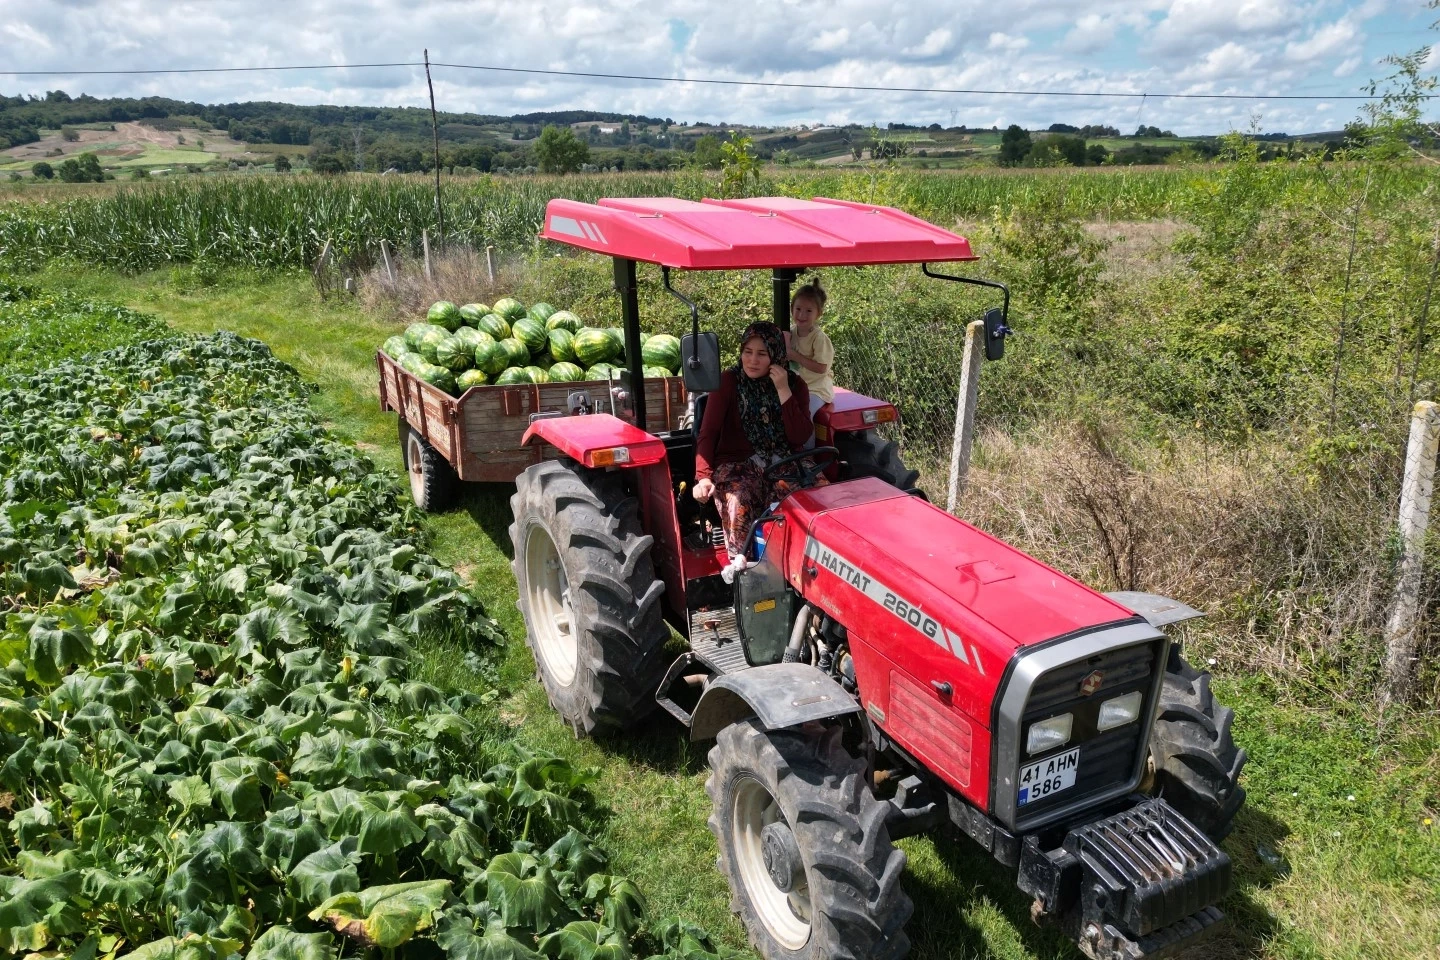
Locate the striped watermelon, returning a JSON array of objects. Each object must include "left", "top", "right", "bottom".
[
  {"left": 418, "top": 362, "right": 457, "bottom": 394},
  {"left": 642, "top": 334, "right": 682, "bottom": 373},
  {"left": 496, "top": 338, "right": 530, "bottom": 369},
  {"left": 513, "top": 316, "right": 550, "bottom": 356},
  {"left": 459, "top": 303, "right": 490, "bottom": 326},
  {"left": 382, "top": 335, "right": 407, "bottom": 358},
  {"left": 399, "top": 352, "right": 428, "bottom": 375},
  {"left": 474, "top": 340, "right": 508, "bottom": 377},
  {"left": 546, "top": 310, "right": 581, "bottom": 333},
  {"left": 605, "top": 327, "right": 625, "bottom": 355},
  {"left": 547, "top": 362, "right": 585, "bottom": 382},
  {"left": 495, "top": 367, "right": 531, "bottom": 385},
  {"left": 548, "top": 328, "right": 577, "bottom": 364},
  {"left": 524, "top": 365, "right": 550, "bottom": 384},
  {"left": 493, "top": 297, "right": 527, "bottom": 322},
  {"left": 454, "top": 327, "right": 489, "bottom": 352},
  {"left": 586, "top": 363, "right": 621, "bottom": 380},
  {"left": 427, "top": 301, "right": 462, "bottom": 331},
  {"left": 434, "top": 335, "right": 474, "bottom": 372},
  {"left": 457, "top": 369, "right": 489, "bottom": 390},
  {"left": 417, "top": 328, "right": 449, "bottom": 364},
  {"left": 643, "top": 365, "right": 672, "bottom": 379},
  {"left": 573, "top": 328, "right": 619, "bottom": 366},
  {"left": 405, "top": 322, "right": 446, "bottom": 351},
  {"left": 528, "top": 302, "right": 557, "bottom": 324},
  {"left": 476, "top": 313, "right": 511, "bottom": 341}
]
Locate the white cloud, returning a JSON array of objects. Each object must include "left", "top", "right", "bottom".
[
  {"left": 1333, "top": 55, "right": 1363, "bottom": 77},
  {"left": 905, "top": 28, "right": 954, "bottom": 58},
  {"left": 1178, "top": 41, "right": 1263, "bottom": 82},
  {"left": 987, "top": 32, "right": 1030, "bottom": 52},
  {"left": 810, "top": 28, "right": 851, "bottom": 54},
  {"left": 1062, "top": 14, "right": 1117, "bottom": 55},
  {"left": 1284, "top": 19, "right": 1359, "bottom": 63},
  {"left": 1149, "top": 0, "right": 1305, "bottom": 55}
]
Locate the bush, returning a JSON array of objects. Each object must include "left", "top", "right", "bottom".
[{"left": 30, "top": 161, "right": 53, "bottom": 179}]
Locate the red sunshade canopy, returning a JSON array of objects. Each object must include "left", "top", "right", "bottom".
[{"left": 540, "top": 196, "right": 976, "bottom": 270}]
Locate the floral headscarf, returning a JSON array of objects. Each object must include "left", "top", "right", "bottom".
[{"left": 732, "top": 322, "right": 792, "bottom": 461}]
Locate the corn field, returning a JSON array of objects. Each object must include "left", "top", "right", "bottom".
[{"left": 0, "top": 166, "right": 1292, "bottom": 273}]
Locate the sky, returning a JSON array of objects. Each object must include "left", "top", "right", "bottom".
[{"left": 1, "top": 1, "right": 1436, "bottom": 136}]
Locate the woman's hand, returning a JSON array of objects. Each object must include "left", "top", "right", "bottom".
[
  {"left": 693, "top": 477, "right": 715, "bottom": 502},
  {"left": 768, "top": 364, "right": 791, "bottom": 403}
]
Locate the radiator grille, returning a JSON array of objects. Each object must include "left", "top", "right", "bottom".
[{"left": 1017, "top": 639, "right": 1161, "bottom": 822}]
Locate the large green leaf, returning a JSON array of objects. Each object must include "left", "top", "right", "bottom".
[
  {"left": 334, "top": 790, "right": 425, "bottom": 857},
  {"left": 436, "top": 910, "right": 541, "bottom": 960},
  {"left": 193, "top": 821, "right": 264, "bottom": 877},
  {"left": 536, "top": 921, "right": 631, "bottom": 960},
  {"left": 0, "top": 872, "right": 85, "bottom": 953},
  {"left": 580, "top": 875, "right": 645, "bottom": 940},
  {"left": 26, "top": 615, "right": 94, "bottom": 684},
  {"left": 260, "top": 807, "right": 326, "bottom": 872},
  {"left": 125, "top": 934, "right": 244, "bottom": 960},
  {"left": 81, "top": 866, "right": 154, "bottom": 909},
  {"left": 168, "top": 774, "right": 214, "bottom": 814},
  {"left": 245, "top": 925, "right": 337, "bottom": 960},
  {"left": 483, "top": 854, "right": 570, "bottom": 935},
  {"left": 308, "top": 879, "right": 451, "bottom": 950},
  {"left": 289, "top": 839, "right": 361, "bottom": 907},
  {"left": 209, "top": 756, "right": 278, "bottom": 820}
]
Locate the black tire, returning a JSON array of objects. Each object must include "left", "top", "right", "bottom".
[
  {"left": 399, "top": 420, "right": 458, "bottom": 512},
  {"left": 707, "top": 721, "right": 912, "bottom": 960},
  {"left": 509, "top": 459, "right": 670, "bottom": 736},
  {"left": 835, "top": 431, "right": 920, "bottom": 491},
  {"left": 1146, "top": 651, "right": 1247, "bottom": 841}
]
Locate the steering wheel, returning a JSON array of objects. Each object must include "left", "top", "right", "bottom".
[{"left": 763, "top": 446, "right": 839, "bottom": 491}]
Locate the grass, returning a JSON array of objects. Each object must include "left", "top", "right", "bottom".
[{"left": 27, "top": 260, "right": 1440, "bottom": 959}]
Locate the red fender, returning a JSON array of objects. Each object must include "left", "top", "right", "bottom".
[{"left": 520, "top": 413, "right": 667, "bottom": 469}]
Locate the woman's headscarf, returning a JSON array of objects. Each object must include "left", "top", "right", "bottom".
[{"left": 732, "top": 321, "right": 792, "bottom": 462}]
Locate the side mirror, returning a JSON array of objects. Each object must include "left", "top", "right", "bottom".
[
  {"left": 681, "top": 331, "right": 722, "bottom": 393},
  {"left": 982, "top": 307, "right": 1012, "bottom": 362}
]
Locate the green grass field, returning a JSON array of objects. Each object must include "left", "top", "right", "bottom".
[{"left": 31, "top": 260, "right": 1438, "bottom": 960}]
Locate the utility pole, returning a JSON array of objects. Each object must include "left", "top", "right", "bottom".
[{"left": 424, "top": 48, "right": 445, "bottom": 247}]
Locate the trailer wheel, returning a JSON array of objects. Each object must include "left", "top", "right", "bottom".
[
  {"left": 1145, "top": 650, "right": 1247, "bottom": 841},
  {"left": 399, "top": 421, "right": 458, "bottom": 512},
  {"left": 835, "top": 431, "right": 920, "bottom": 492},
  {"left": 509, "top": 460, "right": 670, "bottom": 736},
  {"left": 707, "top": 721, "right": 912, "bottom": 960}
]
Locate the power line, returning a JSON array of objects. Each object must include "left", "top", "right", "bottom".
[{"left": 0, "top": 59, "right": 1403, "bottom": 101}]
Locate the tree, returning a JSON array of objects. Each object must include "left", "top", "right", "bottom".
[
  {"left": 720, "top": 133, "right": 759, "bottom": 196},
  {"left": 30, "top": 161, "right": 53, "bottom": 180},
  {"left": 57, "top": 152, "right": 103, "bottom": 182},
  {"left": 998, "top": 124, "right": 1032, "bottom": 165},
  {"left": 692, "top": 134, "right": 723, "bottom": 169},
  {"left": 61, "top": 126, "right": 79, "bottom": 142},
  {"left": 1086, "top": 143, "right": 1110, "bottom": 165},
  {"left": 273, "top": 154, "right": 291, "bottom": 173},
  {"left": 533, "top": 125, "right": 590, "bottom": 174},
  {"left": 1050, "top": 135, "right": 1088, "bottom": 166}
]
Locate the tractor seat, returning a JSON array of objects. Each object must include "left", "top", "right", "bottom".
[{"left": 691, "top": 392, "right": 708, "bottom": 443}]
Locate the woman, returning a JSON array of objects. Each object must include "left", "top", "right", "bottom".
[{"left": 693, "top": 322, "right": 814, "bottom": 581}]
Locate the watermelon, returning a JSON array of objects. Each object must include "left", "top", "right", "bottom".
[
  {"left": 586, "top": 363, "right": 620, "bottom": 380},
  {"left": 496, "top": 337, "right": 531, "bottom": 369},
  {"left": 427, "top": 301, "right": 462, "bottom": 331},
  {"left": 532, "top": 354, "right": 554, "bottom": 370},
  {"left": 573, "top": 328, "right": 619, "bottom": 366},
  {"left": 454, "top": 327, "right": 491, "bottom": 352},
  {"left": 513, "top": 316, "right": 550, "bottom": 356},
  {"left": 459, "top": 303, "right": 490, "bottom": 326},
  {"left": 643, "top": 365, "right": 673, "bottom": 379},
  {"left": 404, "top": 322, "right": 445, "bottom": 351},
  {"left": 399, "top": 352, "right": 428, "bottom": 375},
  {"left": 495, "top": 367, "right": 531, "bottom": 385},
  {"left": 548, "top": 328, "right": 577, "bottom": 364},
  {"left": 493, "top": 297, "right": 527, "bottom": 323},
  {"left": 476, "top": 313, "right": 511, "bottom": 341},
  {"left": 642, "top": 334, "right": 682, "bottom": 373},
  {"left": 545, "top": 310, "right": 581, "bottom": 333},
  {"left": 474, "top": 340, "right": 508, "bottom": 377},
  {"left": 418, "top": 362, "right": 457, "bottom": 394},
  {"left": 457, "top": 368, "right": 489, "bottom": 390},
  {"left": 434, "top": 335, "right": 474, "bottom": 372},
  {"left": 417, "top": 328, "right": 449, "bottom": 364},
  {"left": 527, "top": 302, "right": 557, "bottom": 324},
  {"left": 547, "top": 362, "right": 585, "bottom": 382},
  {"left": 605, "top": 327, "right": 626, "bottom": 353},
  {"left": 524, "top": 365, "right": 550, "bottom": 384},
  {"left": 382, "top": 335, "right": 408, "bottom": 358}
]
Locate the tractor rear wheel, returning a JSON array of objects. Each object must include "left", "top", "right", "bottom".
[
  {"left": 707, "top": 721, "right": 912, "bottom": 960},
  {"left": 835, "top": 431, "right": 920, "bottom": 492},
  {"left": 399, "top": 421, "right": 458, "bottom": 512},
  {"left": 509, "top": 459, "right": 670, "bottom": 736},
  {"left": 1145, "top": 650, "right": 1247, "bottom": 841}
]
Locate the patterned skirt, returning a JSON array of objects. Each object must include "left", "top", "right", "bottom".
[{"left": 711, "top": 457, "right": 827, "bottom": 558}]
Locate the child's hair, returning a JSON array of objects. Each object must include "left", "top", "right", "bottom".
[{"left": 792, "top": 276, "right": 827, "bottom": 313}]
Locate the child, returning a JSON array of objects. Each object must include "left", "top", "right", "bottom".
[{"left": 786, "top": 277, "right": 835, "bottom": 422}]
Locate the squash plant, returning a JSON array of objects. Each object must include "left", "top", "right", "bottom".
[{"left": 0, "top": 312, "right": 736, "bottom": 960}]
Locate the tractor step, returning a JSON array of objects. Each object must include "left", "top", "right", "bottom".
[{"left": 688, "top": 606, "right": 748, "bottom": 675}]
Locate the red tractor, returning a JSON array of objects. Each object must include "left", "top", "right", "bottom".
[{"left": 502, "top": 198, "right": 1244, "bottom": 960}]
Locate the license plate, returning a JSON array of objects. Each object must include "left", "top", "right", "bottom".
[{"left": 1017, "top": 746, "right": 1080, "bottom": 806}]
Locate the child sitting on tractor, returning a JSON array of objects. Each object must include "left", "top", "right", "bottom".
[
  {"left": 693, "top": 322, "right": 814, "bottom": 582},
  {"left": 785, "top": 277, "right": 835, "bottom": 421}
]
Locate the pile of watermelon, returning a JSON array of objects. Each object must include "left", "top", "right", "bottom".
[{"left": 381, "top": 299, "right": 683, "bottom": 396}]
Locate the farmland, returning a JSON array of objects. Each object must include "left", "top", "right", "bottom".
[{"left": 3, "top": 148, "right": 1440, "bottom": 960}]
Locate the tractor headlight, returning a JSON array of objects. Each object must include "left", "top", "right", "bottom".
[
  {"left": 1097, "top": 690, "right": 1144, "bottom": 732},
  {"left": 1026, "top": 713, "right": 1073, "bottom": 755}
]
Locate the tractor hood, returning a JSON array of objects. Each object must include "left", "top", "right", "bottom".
[{"left": 779, "top": 479, "right": 1136, "bottom": 722}]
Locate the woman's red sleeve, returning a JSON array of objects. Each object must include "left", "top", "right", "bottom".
[
  {"left": 782, "top": 375, "right": 813, "bottom": 449},
  {"left": 694, "top": 373, "right": 733, "bottom": 481}
]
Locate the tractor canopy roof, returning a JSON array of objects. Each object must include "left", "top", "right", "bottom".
[{"left": 540, "top": 196, "right": 976, "bottom": 270}]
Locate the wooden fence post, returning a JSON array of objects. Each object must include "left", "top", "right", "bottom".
[
  {"left": 380, "top": 239, "right": 397, "bottom": 284},
  {"left": 422, "top": 229, "right": 433, "bottom": 281},
  {"left": 486, "top": 245, "right": 496, "bottom": 284},
  {"left": 946, "top": 319, "right": 986, "bottom": 514},
  {"left": 1381, "top": 400, "right": 1440, "bottom": 709},
  {"left": 312, "top": 239, "right": 333, "bottom": 282}
]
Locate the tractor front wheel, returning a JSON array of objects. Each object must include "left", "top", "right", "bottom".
[
  {"left": 1145, "top": 650, "right": 1247, "bottom": 841},
  {"left": 707, "top": 721, "right": 912, "bottom": 960},
  {"left": 509, "top": 460, "right": 670, "bottom": 736}
]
